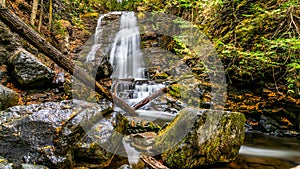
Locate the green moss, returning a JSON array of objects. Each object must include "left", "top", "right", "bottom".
[{"left": 155, "top": 109, "right": 245, "bottom": 168}]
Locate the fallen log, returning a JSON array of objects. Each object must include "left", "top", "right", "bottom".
[
  {"left": 133, "top": 87, "right": 167, "bottom": 110},
  {"left": 0, "top": 7, "right": 137, "bottom": 116},
  {"left": 133, "top": 75, "right": 193, "bottom": 110}
]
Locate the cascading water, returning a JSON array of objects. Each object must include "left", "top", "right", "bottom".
[
  {"left": 109, "top": 12, "right": 144, "bottom": 79},
  {"left": 109, "top": 12, "right": 166, "bottom": 168},
  {"left": 86, "top": 12, "right": 168, "bottom": 168},
  {"left": 86, "top": 15, "right": 104, "bottom": 62},
  {"left": 109, "top": 12, "right": 165, "bottom": 107}
]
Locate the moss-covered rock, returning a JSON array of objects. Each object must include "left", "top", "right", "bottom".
[
  {"left": 154, "top": 108, "right": 246, "bottom": 168},
  {"left": 0, "top": 84, "right": 19, "bottom": 110}
]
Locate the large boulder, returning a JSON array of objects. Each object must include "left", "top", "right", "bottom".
[
  {"left": 154, "top": 108, "right": 246, "bottom": 168},
  {"left": 8, "top": 48, "right": 54, "bottom": 88},
  {"left": 0, "top": 84, "right": 19, "bottom": 110},
  {"left": 0, "top": 100, "right": 117, "bottom": 168}
]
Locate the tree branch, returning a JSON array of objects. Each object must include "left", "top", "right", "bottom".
[{"left": 141, "top": 156, "right": 170, "bottom": 169}]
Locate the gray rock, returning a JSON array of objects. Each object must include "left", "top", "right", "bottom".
[
  {"left": 154, "top": 108, "right": 246, "bottom": 168},
  {"left": 0, "top": 84, "right": 19, "bottom": 110},
  {"left": 0, "top": 156, "right": 13, "bottom": 169},
  {"left": 0, "top": 100, "right": 115, "bottom": 168},
  {"left": 118, "top": 164, "right": 131, "bottom": 169},
  {"left": 21, "top": 164, "right": 48, "bottom": 169},
  {"left": 8, "top": 48, "right": 54, "bottom": 88},
  {"left": 260, "top": 115, "right": 280, "bottom": 133}
]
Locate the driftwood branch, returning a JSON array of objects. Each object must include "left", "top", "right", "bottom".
[
  {"left": 133, "top": 87, "right": 167, "bottom": 110},
  {"left": 141, "top": 156, "right": 170, "bottom": 169},
  {"left": 0, "top": 8, "right": 137, "bottom": 116},
  {"left": 133, "top": 75, "right": 193, "bottom": 110}
]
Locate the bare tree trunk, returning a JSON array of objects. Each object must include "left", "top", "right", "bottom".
[
  {"left": 0, "top": 8, "right": 138, "bottom": 116},
  {"left": 48, "top": 0, "right": 52, "bottom": 29},
  {"left": 37, "top": 0, "right": 43, "bottom": 32},
  {"left": 30, "top": 0, "right": 39, "bottom": 26},
  {"left": 0, "top": 0, "right": 5, "bottom": 8}
]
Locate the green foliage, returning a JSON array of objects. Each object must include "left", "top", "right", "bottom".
[
  {"left": 133, "top": 0, "right": 300, "bottom": 97},
  {"left": 202, "top": 0, "right": 300, "bottom": 96},
  {"left": 57, "top": 0, "right": 299, "bottom": 97}
]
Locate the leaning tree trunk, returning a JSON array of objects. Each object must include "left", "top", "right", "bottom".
[
  {"left": 0, "top": 8, "right": 137, "bottom": 116},
  {"left": 0, "top": 0, "right": 5, "bottom": 8},
  {"left": 48, "top": 0, "right": 52, "bottom": 29},
  {"left": 30, "top": 0, "right": 39, "bottom": 26},
  {"left": 37, "top": 0, "right": 43, "bottom": 32}
]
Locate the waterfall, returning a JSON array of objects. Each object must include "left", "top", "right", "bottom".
[
  {"left": 122, "top": 138, "right": 141, "bottom": 168},
  {"left": 109, "top": 12, "right": 144, "bottom": 79},
  {"left": 86, "top": 15, "right": 105, "bottom": 62}
]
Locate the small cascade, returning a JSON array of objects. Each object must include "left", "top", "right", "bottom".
[
  {"left": 122, "top": 138, "right": 141, "bottom": 168},
  {"left": 86, "top": 15, "right": 105, "bottom": 62},
  {"left": 112, "top": 80, "right": 165, "bottom": 107},
  {"left": 108, "top": 12, "right": 166, "bottom": 109},
  {"left": 109, "top": 12, "right": 144, "bottom": 79}
]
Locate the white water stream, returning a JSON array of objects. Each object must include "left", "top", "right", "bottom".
[
  {"left": 86, "top": 15, "right": 104, "bottom": 62},
  {"left": 109, "top": 12, "right": 144, "bottom": 79},
  {"left": 108, "top": 12, "right": 164, "bottom": 168}
]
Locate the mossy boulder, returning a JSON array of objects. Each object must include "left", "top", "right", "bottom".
[
  {"left": 0, "top": 84, "right": 19, "bottom": 110},
  {"left": 154, "top": 108, "right": 246, "bottom": 168}
]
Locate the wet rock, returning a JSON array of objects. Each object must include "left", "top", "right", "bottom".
[
  {"left": 0, "top": 84, "right": 19, "bottom": 110},
  {"left": 124, "top": 132, "right": 157, "bottom": 152},
  {"left": 21, "top": 163, "right": 48, "bottom": 169},
  {"left": 83, "top": 58, "right": 113, "bottom": 80},
  {"left": 116, "top": 113, "right": 161, "bottom": 135},
  {"left": 154, "top": 108, "right": 246, "bottom": 168},
  {"left": 258, "top": 115, "right": 300, "bottom": 137},
  {"left": 0, "top": 100, "right": 115, "bottom": 168},
  {"left": 8, "top": 48, "right": 55, "bottom": 88},
  {"left": 0, "top": 156, "right": 13, "bottom": 169},
  {"left": 260, "top": 115, "right": 281, "bottom": 133},
  {"left": 118, "top": 164, "right": 131, "bottom": 169}
]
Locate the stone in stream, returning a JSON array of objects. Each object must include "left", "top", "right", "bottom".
[
  {"left": 21, "top": 164, "right": 49, "bottom": 169},
  {"left": 0, "top": 84, "right": 19, "bottom": 110},
  {"left": 0, "top": 156, "right": 13, "bottom": 169},
  {"left": 153, "top": 108, "right": 246, "bottom": 168},
  {"left": 0, "top": 100, "right": 117, "bottom": 168},
  {"left": 0, "top": 156, "right": 49, "bottom": 169},
  {"left": 8, "top": 48, "right": 55, "bottom": 88}
]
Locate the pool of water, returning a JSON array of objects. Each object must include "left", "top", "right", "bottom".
[{"left": 212, "top": 131, "right": 300, "bottom": 169}]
